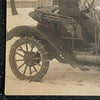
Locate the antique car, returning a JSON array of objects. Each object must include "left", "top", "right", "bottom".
[{"left": 7, "top": 0, "right": 100, "bottom": 81}]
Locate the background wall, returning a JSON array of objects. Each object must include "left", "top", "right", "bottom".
[
  {"left": 7, "top": 0, "right": 37, "bottom": 8},
  {"left": 95, "top": 0, "right": 100, "bottom": 6},
  {"left": 7, "top": 0, "right": 100, "bottom": 8},
  {"left": 7, "top": 0, "right": 52, "bottom": 8}
]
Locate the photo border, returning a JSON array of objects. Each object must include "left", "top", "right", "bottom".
[{"left": 0, "top": 0, "right": 100, "bottom": 99}]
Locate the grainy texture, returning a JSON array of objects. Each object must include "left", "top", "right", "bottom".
[{"left": 1, "top": 0, "right": 100, "bottom": 99}]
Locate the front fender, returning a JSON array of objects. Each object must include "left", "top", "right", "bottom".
[{"left": 6, "top": 25, "right": 42, "bottom": 41}]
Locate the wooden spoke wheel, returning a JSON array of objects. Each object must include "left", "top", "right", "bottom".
[{"left": 9, "top": 37, "right": 49, "bottom": 81}]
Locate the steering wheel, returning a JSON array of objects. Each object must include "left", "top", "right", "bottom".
[
  {"left": 80, "top": 0, "right": 94, "bottom": 13},
  {"left": 85, "top": 0, "right": 94, "bottom": 9},
  {"left": 87, "top": 0, "right": 94, "bottom": 4}
]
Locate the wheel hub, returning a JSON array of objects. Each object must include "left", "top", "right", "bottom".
[{"left": 24, "top": 52, "right": 41, "bottom": 66}]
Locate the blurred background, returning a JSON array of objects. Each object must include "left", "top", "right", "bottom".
[
  {"left": 7, "top": 0, "right": 100, "bottom": 8},
  {"left": 7, "top": 0, "right": 100, "bottom": 15},
  {"left": 7, "top": 0, "right": 56, "bottom": 8}
]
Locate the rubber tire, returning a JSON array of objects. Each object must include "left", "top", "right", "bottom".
[{"left": 9, "top": 37, "right": 49, "bottom": 82}]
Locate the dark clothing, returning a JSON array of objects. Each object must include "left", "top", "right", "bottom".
[
  {"left": 58, "top": 0, "right": 81, "bottom": 17},
  {"left": 57, "top": 0, "right": 95, "bottom": 43}
]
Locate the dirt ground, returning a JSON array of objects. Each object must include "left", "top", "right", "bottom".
[{"left": 5, "top": 8, "right": 100, "bottom": 96}]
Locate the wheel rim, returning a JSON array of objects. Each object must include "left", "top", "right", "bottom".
[{"left": 14, "top": 42, "right": 43, "bottom": 77}]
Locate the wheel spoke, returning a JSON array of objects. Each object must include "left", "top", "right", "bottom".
[
  {"left": 31, "top": 45, "right": 34, "bottom": 52},
  {"left": 18, "top": 47, "right": 25, "bottom": 53},
  {"left": 23, "top": 65, "right": 28, "bottom": 75},
  {"left": 32, "top": 52, "right": 39, "bottom": 57},
  {"left": 16, "top": 59, "right": 24, "bottom": 62},
  {"left": 16, "top": 52, "right": 24, "bottom": 57},
  {"left": 29, "top": 67, "right": 32, "bottom": 76},
  {"left": 32, "top": 66, "right": 37, "bottom": 72},
  {"left": 33, "top": 52, "right": 39, "bottom": 56},
  {"left": 32, "top": 61, "right": 42, "bottom": 67},
  {"left": 17, "top": 63, "right": 25, "bottom": 70},
  {"left": 32, "top": 57, "right": 41, "bottom": 60},
  {"left": 26, "top": 43, "right": 28, "bottom": 52}
]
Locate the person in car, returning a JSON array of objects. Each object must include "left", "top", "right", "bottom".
[
  {"left": 56, "top": 0, "right": 95, "bottom": 42},
  {"left": 58, "top": 0, "right": 81, "bottom": 17}
]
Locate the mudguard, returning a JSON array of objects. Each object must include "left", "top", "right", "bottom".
[
  {"left": 6, "top": 25, "right": 42, "bottom": 41},
  {"left": 6, "top": 25, "right": 76, "bottom": 65}
]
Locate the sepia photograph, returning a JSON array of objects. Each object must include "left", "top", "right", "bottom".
[{"left": 5, "top": 0, "right": 100, "bottom": 95}]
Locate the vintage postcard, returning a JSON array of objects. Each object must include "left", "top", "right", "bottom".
[{"left": 5, "top": 0, "right": 100, "bottom": 95}]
